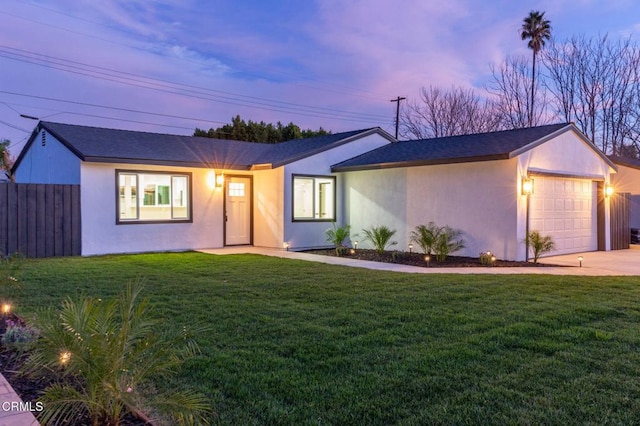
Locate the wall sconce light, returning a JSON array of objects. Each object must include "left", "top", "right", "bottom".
[
  {"left": 604, "top": 184, "right": 614, "bottom": 198},
  {"left": 283, "top": 242, "right": 289, "bottom": 251},
  {"left": 522, "top": 177, "right": 534, "bottom": 196},
  {"left": 578, "top": 255, "right": 583, "bottom": 267},
  {"left": 206, "top": 170, "right": 216, "bottom": 189},
  {"left": 216, "top": 172, "right": 225, "bottom": 188}
]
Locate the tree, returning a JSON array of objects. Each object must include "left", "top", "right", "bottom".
[
  {"left": 488, "top": 55, "right": 550, "bottom": 129},
  {"left": 543, "top": 35, "right": 640, "bottom": 155},
  {"left": 400, "top": 86, "right": 501, "bottom": 139},
  {"left": 0, "top": 139, "right": 13, "bottom": 181},
  {"left": 521, "top": 10, "right": 551, "bottom": 127},
  {"left": 194, "top": 115, "right": 330, "bottom": 143}
]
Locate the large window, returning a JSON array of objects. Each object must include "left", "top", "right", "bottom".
[
  {"left": 292, "top": 175, "right": 335, "bottom": 221},
  {"left": 117, "top": 171, "right": 191, "bottom": 223}
]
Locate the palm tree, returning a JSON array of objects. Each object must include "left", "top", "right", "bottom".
[{"left": 521, "top": 10, "right": 551, "bottom": 127}]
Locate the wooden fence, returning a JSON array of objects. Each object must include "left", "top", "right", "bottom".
[
  {"left": 610, "top": 192, "right": 630, "bottom": 251},
  {"left": 0, "top": 183, "right": 81, "bottom": 258}
]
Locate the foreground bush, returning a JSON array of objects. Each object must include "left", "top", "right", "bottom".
[
  {"left": 25, "top": 282, "right": 212, "bottom": 425},
  {"left": 325, "top": 224, "right": 351, "bottom": 256},
  {"left": 525, "top": 230, "right": 555, "bottom": 263},
  {"left": 410, "top": 223, "right": 465, "bottom": 261}
]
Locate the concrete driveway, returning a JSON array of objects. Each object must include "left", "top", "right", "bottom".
[{"left": 538, "top": 245, "right": 640, "bottom": 275}]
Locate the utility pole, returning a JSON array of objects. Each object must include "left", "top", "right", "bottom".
[{"left": 390, "top": 96, "right": 406, "bottom": 139}]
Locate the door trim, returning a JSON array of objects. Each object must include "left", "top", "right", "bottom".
[{"left": 223, "top": 175, "right": 253, "bottom": 246}]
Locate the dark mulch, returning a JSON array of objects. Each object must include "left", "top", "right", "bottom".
[{"left": 304, "top": 248, "right": 560, "bottom": 268}]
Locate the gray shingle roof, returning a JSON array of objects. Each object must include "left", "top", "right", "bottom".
[
  {"left": 13, "top": 122, "right": 392, "bottom": 171},
  {"left": 331, "top": 123, "right": 610, "bottom": 171},
  {"left": 609, "top": 155, "right": 640, "bottom": 170}
]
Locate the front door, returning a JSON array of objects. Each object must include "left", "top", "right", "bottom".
[{"left": 224, "top": 176, "right": 252, "bottom": 245}]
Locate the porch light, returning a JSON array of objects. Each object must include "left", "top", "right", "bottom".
[
  {"left": 206, "top": 170, "right": 216, "bottom": 189},
  {"left": 216, "top": 172, "right": 225, "bottom": 188},
  {"left": 605, "top": 184, "right": 614, "bottom": 197},
  {"left": 578, "top": 255, "right": 583, "bottom": 267},
  {"left": 522, "top": 177, "right": 534, "bottom": 196}
]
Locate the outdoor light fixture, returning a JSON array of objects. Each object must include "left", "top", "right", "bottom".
[
  {"left": 409, "top": 244, "right": 413, "bottom": 253},
  {"left": 206, "top": 170, "right": 216, "bottom": 189},
  {"left": 283, "top": 242, "right": 289, "bottom": 251},
  {"left": 578, "top": 255, "right": 584, "bottom": 267},
  {"left": 350, "top": 249, "right": 356, "bottom": 255},
  {"left": 216, "top": 172, "right": 225, "bottom": 188},
  {"left": 354, "top": 241, "right": 358, "bottom": 250},
  {"left": 424, "top": 255, "right": 431, "bottom": 267},
  {"left": 605, "top": 184, "right": 614, "bottom": 198},
  {"left": 1, "top": 303, "right": 10, "bottom": 315},
  {"left": 59, "top": 351, "right": 71, "bottom": 366},
  {"left": 522, "top": 177, "right": 534, "bottom": 196}
]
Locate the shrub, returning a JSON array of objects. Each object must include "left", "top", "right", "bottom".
[
  {"left": 2, "top": 319, "right": 39, "bottom": 353},
  {"left": 325, "top": 224, "right": 351, "bottom": 256},
  {"left": 0, "top": 252, "right": 25, "bottom": 287},
  {"left": 409, "top": 223, "right": 441, "bottom": 255},
  {"left": 525, "top": 230, "right": 555, "bottom": 263},
  {"left": 25, "top": 281, "right": 212, "bottom": 425},
  {"left": 433, "top": 226, "right": 465, "bottom": 262},
  {"left": 362, "top": 226, "right": 397, "bottom": 254}
]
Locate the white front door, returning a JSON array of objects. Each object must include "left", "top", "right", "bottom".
[
  {"left": 529, "top": 176, "right": 597, "bottom": 255},
  {"left": 225, "top": 176, "right": 252, "bottom": 245}
]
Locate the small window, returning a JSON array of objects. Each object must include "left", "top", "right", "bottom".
[
  {"left": 117, "top": 171, "right": 191, "bottom": 223},
  {"left": 292, "top": 175, "right": 335, "bottom": 221}
]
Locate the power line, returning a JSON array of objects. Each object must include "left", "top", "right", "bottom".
[
  {"left": 0, "top": 47, "right": 389, "bottom": 124},
  {"left": 2, "top": 5, "right": 391, "bottom": 102}
]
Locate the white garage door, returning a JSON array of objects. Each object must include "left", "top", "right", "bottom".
[{"left": 529, "top": 176, "right": 597, "bottom": 255}]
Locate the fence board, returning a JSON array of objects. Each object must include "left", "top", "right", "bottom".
[
  {"left": 610, "top": 192, "right": 630, "bottom": 250},
  {"left": 0, "top": 183, "right": 81, "bottom": 258}
]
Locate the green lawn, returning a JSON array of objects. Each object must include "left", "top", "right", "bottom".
[{"left": 5, "top": 252, "right": 640, "bottom": 425}]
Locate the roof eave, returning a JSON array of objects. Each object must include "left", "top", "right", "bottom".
[
  {"left": 332, "top": 153, "right": 510, "bottom": 172},
  {"left": 275, "top": 127, "right": 397, "bottom": 168},
  {"left": 83, "top": 157, "right": 253, "bottom": 170}
]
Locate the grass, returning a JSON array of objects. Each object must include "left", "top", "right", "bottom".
[{"left": 4, "top": 252, "right": 640, "bottom": 425}]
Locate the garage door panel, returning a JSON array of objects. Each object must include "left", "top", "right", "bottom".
[{"left": 529, "top": 176, "right": 597, "bottom": 255}]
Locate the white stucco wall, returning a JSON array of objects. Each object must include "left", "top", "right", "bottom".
[
  {"left": 282, "top": 133, "right": 392, "bottom": 249},
  {"left": 343, "top": 160, "right": 518, "bottom": 260},
  {"left": 14, "top": 130, "right": 81, "bottom": 184},
  {"left": 81, "top": 162, "right": 224, "bottom": 255},
  {"left": 517, "top": 130, "right": 614, "bottom": 254},
  {"left": 253, "top": 167, "right": 284, "bottom": 248}
]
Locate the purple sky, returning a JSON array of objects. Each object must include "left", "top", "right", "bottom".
[{"left": 1, "top": 0, "right": 639, "bottom": 153}]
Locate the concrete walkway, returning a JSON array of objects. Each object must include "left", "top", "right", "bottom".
[
  {"left": 200, "top": 246, "right": 640, "bottom": 276},
  {"left": 0, "top": 373, "right": 39, "bottom": 425}
]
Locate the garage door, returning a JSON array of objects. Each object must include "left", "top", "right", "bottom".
[{"left": 529, "top": 176, "right": 597, "bottom": 255}]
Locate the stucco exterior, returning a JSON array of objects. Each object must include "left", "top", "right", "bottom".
[
  {"left": 343, "top": 160, "right": 518, "bottom": 260},
  {"left": 81, "top": 162, "right": 224, "bottom": 255}
]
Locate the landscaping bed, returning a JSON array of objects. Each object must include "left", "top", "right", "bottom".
[{"left": 304, "top": 248, "right": 558, "bottom": 267}]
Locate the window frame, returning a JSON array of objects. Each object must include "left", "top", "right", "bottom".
[
  {"left": 291, "top": 174, "right": 336, "bottom": 222},
  {"left": 115, "top": 170, "right": 193, "bottom": 225}
]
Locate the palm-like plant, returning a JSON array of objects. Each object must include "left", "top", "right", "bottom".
[
  {"left": 325, "top": 224, "right": 351, "bottom": 256},
  {"left": 525, "top": 230, "right": 555, "bottom": 264},
  {"left": 362, "top": 225, "right": 397, "bottom": 254},
  {"left": 409, "top": 223, "right": 441, "bottom": 255},
  {"left": 434, "top": 226, "right": 465, "bottom": 262},
  {"left": 521, "top": 10, "right": 551, "bottom": 127},
  {"left": 25, "top": 282, "right": 212, "bottom": 425}
]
